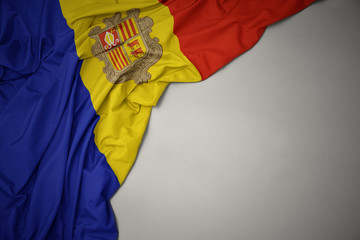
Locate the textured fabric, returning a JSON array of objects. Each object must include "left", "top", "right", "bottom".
[
  {"left": 0, "top": 0, "right": 314, "bottom": 238},
  {"left": 0, "top": 0, "right": 119, "bottom": 239},
  {"left": 162, "top": 0, "right": 315, "bottom": 79}
]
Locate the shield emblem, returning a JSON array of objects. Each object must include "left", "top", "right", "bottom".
[{"left": 89, "top": 9, "right": 163, "bottom": 84}]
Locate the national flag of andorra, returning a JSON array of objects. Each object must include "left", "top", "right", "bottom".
[{"left": 0, "top": 0, "right": 315, "bottom": 238}]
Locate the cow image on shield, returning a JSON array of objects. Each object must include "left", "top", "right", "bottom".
[{"left": 89, "top": 9, "right": 163, "bottom": 84}]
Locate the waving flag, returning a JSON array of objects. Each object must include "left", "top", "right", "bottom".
[{"left": 0, "top": 0, "right": 315, "bottom": 239}]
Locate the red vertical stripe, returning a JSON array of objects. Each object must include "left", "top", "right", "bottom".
[
  {"left": 123, "top": 21, "right": 132, "bottom": 38},
  {"left": 119, "top": 24, "right": 127, "bottom": 41},
  {"left": 115, "top": 48, "right": 126, "bottom": 68},
  {"left": 119, "top": 47, "right": 129, "bottom": 65},
  {"left": 160, "top": 0, "right": 315, "bottom": 80},
  {"left": 108, "top": 53, "right": 117, "bottom": 70},
  {"left": 109, "top": 52, "right": 120, "bottom": 70},
  {"left": 112, "top": 50, "right": 124, "bottom": 69},
  {"left": 129, "top": 18, "right": 137, "bottom": 35}
]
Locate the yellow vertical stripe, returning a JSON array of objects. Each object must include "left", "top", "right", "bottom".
[
  {"left": 117, "top": 48, "right": 128, "bottom": 67},
  {"left": 121, "top": 22, "right": 129, "bottom": 40},
  {"left": 128, "top": 18, "right": 137, "bottom": 36},
  {"left": 108, "top": 53, "right": 119, "bottom": 70},
  {"left": 110, "top": 51, "right": 122, "bottom": 70},
  {"left": 60, "top": 0, "right": 202, "bottom": 184},
  {"left": 114, "top": 48, "right": 122, "bottom": 67},
  {"left": 134, "top": 18, "right": 139, "bottom": 34},
  {"left": 118, "top": 24, "right": 125, "bottom": 42},
  {"left": 118, "top": 23, "right": 125, "bottom": 43},
  {"left": 116, "top": 48, "right": 124, "bottom": 67}
]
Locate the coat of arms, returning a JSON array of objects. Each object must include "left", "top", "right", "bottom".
[{"left": 89, "top": 9, "right": 163, "bottom": 84}]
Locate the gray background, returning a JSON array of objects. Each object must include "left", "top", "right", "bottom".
[{"left": 111, "top": 0, "right": 360, "bottom": 239}]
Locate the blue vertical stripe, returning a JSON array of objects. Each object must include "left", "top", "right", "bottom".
[{"left": 0, "top": 0, "right": 120, "bottom": 239}]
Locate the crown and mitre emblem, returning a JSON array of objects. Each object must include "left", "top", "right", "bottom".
[{"left": 89, "top": 9, "right": 163, "bottom": 84}]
